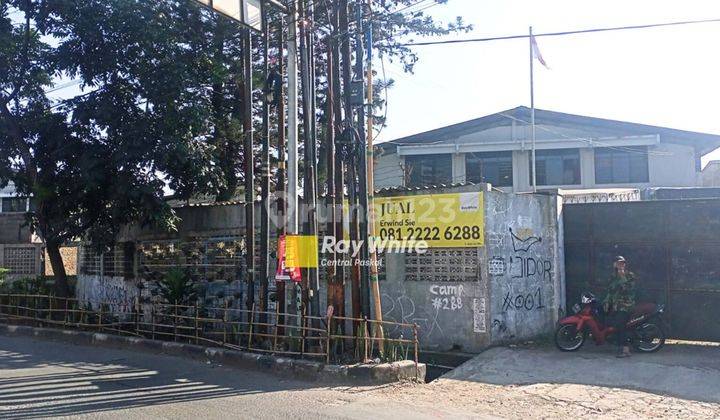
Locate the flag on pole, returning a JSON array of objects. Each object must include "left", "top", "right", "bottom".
[{"left": 530, "top": 35, "right": 549, "bottom": 69}]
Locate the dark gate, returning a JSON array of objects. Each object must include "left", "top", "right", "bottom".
[{"left": 564, "top": 199, "right": 720, "bottom": 342}]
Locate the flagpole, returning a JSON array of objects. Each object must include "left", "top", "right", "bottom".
[{"left": 529, "top": 26, "right": 537, "bottom": 192}]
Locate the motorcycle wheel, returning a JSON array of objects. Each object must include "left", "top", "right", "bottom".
[
  {"left": 633, "top": 322, "right": 665, "bottom": 352},
  {"left": 555, "top": 324, "right": 585, "bottom": 351}
]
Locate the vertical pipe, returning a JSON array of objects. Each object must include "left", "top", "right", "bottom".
[{"left": 243, "top": 29, "right": 256, "bottom": 312}]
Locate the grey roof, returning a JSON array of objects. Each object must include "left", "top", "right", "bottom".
[{"left": 382, "top": 106, "right": 720, "bottom": 155}]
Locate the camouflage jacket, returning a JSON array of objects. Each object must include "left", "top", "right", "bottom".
[{"left": 604, "top": 272, "right": 637, "bottom": 312}]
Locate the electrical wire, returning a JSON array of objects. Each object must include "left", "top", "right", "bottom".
[{"left": 391, "top": 17, "right": 720, "bottom": 47}]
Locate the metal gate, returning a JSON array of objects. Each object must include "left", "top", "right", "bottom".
[{"left": 564, "top": 198, "right": 720, "bottom": 342}]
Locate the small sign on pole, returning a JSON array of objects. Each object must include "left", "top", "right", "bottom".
[
  {"left": 276, "top": 235, "right": 302, "bottom": 283},
  {"left": 194, "top": 0, "right": 262, "bottom": 32}
]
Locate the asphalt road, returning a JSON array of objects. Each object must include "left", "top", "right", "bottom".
[
  {"left": 0, "top": 335, "right": 464, "bottom": 420},
  {"left": 1, "top": 335, "right": 719, "bottom": 419}
]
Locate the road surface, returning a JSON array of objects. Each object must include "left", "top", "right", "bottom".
[{"left": 1, "top": 335, "right": 718, "bottom": 419}]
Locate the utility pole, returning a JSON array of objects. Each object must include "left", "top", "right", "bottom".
[
  {"left": 259, "top": 6, "right": 271, "bottom": 328},
  {"left": 287, "top": 0, "right": 301, "bottom": 318},
  {"left": 325, "top": 37, "right": 338, "bottom": 314},
  {"left": 339, "top": 0, "right": 363, "bottom": 324},
  {"left": 330, "top": 0, "right": 346, "bottom": 326},
  {"left": 354, "top": 3, "right": 371, "bottom": 319},
  {"left": 364, "top": 0, "right": 384, "bottom": 344},
  {"left": 299, "top": 0, "right": 321, "bottom": 319},
  {"left": 529, "top": 26, "right": 537, "bottom": 192},
  {"left": 275, "top": 16, "right": 287, "bottom": 325},
  {"left": 287, "top": 0, "right": 299, "bottom": 238},
  {"left": 243, "top": 29, "right": 256, "bottom": 313}
]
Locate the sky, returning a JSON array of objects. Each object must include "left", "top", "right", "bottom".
[{"left": 375, "top": 0, "right": 720, "bottom": 167}]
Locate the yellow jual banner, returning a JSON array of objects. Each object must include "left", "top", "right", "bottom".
[{"left": 373, "top": 192, "right": 484, "bottom": 247}]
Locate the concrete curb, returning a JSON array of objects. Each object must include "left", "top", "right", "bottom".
[{"left": 0, "top": 324, "right": 425, "bottom": 384}]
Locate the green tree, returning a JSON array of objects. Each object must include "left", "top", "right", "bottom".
[{"left": 0, "top": 0, "right": 218, "bottom": 295}]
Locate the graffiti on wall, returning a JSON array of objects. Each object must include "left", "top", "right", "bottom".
[
  {"left": 492, "top": 227, "right": 554, "bottom": 313},
  {"left": 381, "top": 293, "right": 444, "bottom": 340},
  {"left": 429, "top": 284, "right": 464, "bottom": 311},
  {"left": 505, "top": 227, "right": 554, "bottom": 282},
  {"left": 76, "top": 275, "right": 138, "bottom": 313},
  {"left": 502, "top": 287, "right": 546, "bottom": 312}
]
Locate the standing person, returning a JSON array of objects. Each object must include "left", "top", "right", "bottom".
[{"left": 604, "top": 256, "right": 637, "bottom": 358}]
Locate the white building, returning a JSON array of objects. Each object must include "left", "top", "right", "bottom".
[{"left": 375, "top": 107, "right": 720, "bottom": 192}]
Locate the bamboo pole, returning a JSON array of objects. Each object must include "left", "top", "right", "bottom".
[
  {"left": 325, "top": 313, "right": 332, "bottom": 364},
  {"left": 194, "top": 302, "right": 199, "bottom": 345},
  {"left": 173, "top": 301, "right": 178, "bottom": 342},
  {"left": 223, "top": 300, "right": 228, "bottom": 346},
  {"left": 273, "top": 302, "right": 280, "bottom": 351},
  {"left": 413, "top": 323, "right": 419, "bottom": 381},
  {"left": 248, "top": 303, "right": 256, "bottom": 349}
]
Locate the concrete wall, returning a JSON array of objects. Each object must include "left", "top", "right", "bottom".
[
  {"left": 380, "top": 248, "right": 490, "bottom": 352},
  {"left": 76, "top": 274, "right": 139, "bottom": 313},
  {"left": 378, "top": 187, "right": 564, "bottom": 352},
  {"left": 484, "top": 192, "right": 565, "bottom": 343}
]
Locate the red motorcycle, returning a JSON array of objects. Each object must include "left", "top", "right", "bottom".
[{"left": 555, "top": 292, "right": 666, "bottom": 352}]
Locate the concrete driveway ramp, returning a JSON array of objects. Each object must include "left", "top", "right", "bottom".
[{"left": 442, "top": 343, "right": 720, "bottom": 404}]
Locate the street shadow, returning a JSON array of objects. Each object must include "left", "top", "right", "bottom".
[
  {"left": 441, "top": 341, "right": 720, "bottom": 404},
  {"left": 0, "top": 337, "right": 319, "bottom": 419}
]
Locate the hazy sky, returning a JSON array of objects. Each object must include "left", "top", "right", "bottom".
[{"left": 375, "top": 0, "right": 720, "bottom": 166}]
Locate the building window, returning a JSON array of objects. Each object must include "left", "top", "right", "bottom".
[
  {"left": 404, "top": 154, "right": 452, "bottom": 187},
  {"left": 529, "top": 149, "right": 581, "bottom": 186},
  {"left": 1, "top": 197, "right": 28, "bottom": 213},
  {"left": 595, "top": 147, "right": 649, "bottom": 184},
  {"left": 466, "top": 152, "right": 513, "bottom": 187}
]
